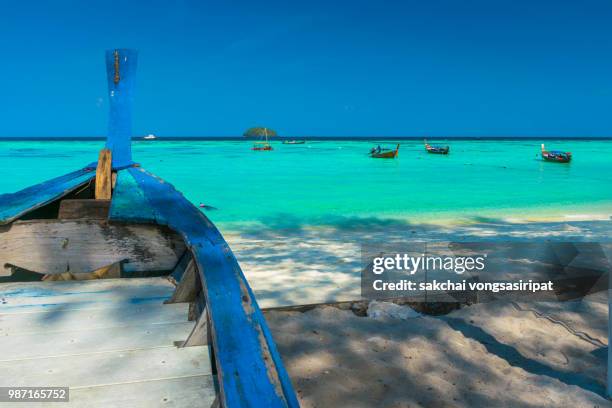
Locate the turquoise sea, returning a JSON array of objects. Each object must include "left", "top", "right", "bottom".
[{"left": 1, "top": 139, "right": 611, "bottom": 230}]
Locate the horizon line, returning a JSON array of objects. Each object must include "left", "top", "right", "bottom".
[{"left": 0, "top": 136, "right": 611, "bottom": 141}]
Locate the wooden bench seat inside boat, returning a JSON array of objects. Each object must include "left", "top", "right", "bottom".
[{"left": 58, "top": 198, "right": 111, "bottom": 219}]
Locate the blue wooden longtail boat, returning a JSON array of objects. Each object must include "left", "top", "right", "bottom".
[
  {"left": 424, "top": 139, "right": 449, "bottom": 154},
  {"left": 0, "top": 49, "right": 299, "bottom": 408}
]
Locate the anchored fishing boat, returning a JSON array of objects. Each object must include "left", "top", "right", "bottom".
[
  {"left": 541, "top": 143, "right": 571, "bottom": 163},
  {"left": 369, "top": 144, "right": 399, "bottom": 159},
  {"left": 424, "top": 140, "right": 449, "bottom": 154},
  {"left": 252, "top": 142, "right": 273, "bottom": 150},
  {"left": 0, "top": 49, "right": 298, "bottom": 408},
  {"left": 251, "top": 128, "right": 274, "bottom": 151},
  {"left": 282, "top": 140, "right": 305, "bottom": 145}
]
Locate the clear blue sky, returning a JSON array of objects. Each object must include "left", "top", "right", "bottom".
[{"left": 0, "top": 0, "right": 610, "bottom": 137}]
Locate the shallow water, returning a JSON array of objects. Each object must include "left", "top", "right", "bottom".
[{"left": 1, "top": 139, "right": 610, "bottom": 230}]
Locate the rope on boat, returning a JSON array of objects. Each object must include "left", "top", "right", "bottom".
[{"left": 113, "top": 50, "right": 120, "bottom": 84}]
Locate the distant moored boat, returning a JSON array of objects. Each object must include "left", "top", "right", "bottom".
[
  {"left": 251, "top": 128, "right": 273, "bottom": 151},
  {"left": 541, "top": 144, "right": 571, "bottom": 163},
  {"left": 424, "top": 139, "right": 449, "bottom": 154},
  {"left": 369, "top": 144, "right": 399, "bottom": 158},
  {"left": 252, "top": 142, "right": 273, "bottom": 151},
  {"left": 143, "top": 134, "right": 157, "bottom": 140}
]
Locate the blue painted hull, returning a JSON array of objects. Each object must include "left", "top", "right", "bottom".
[{"left": 0, "top": 48, "right": 300, "bottom": 408}]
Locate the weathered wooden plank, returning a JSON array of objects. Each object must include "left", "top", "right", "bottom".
[
  {"left": 0, "top": 302, "right": 189, "bottom": 335},
  {"left": 0, "top": 167, "right": 95, "bottom": 225},
  {"left": 0, "top": 346, "right": 212, "bottom": 387},
  {"left": 0, "top": 278, "right": 213, "bottom": 406},
  {"left": 58, "top": 199, "right": 111, "bottom": 219},
  {"left": 0, "top": 220, "right": 185, "bottom": 276},
  {"left": 181, "top": 307, "right": 209, "bottom": 347},
  {"left": 166, "top": 260, "right": 198, "bottom": 304},
  {"left": 189, "top": 288, "right": 207, "bottom": 321},
  {"left": 0, "top": 276, "right": 175, "bottom": 296},
  {"left": 118, "top": 168, "right": 299, "bottom": 408},
  {"left": 4, "top": 376, "right": 217, "bottom": 408},
  {"left": 95, "top": 149, "right": 113, "bottom": 199},
  {"left": 72, "top": 376, "right": 215, "bottom": 408},
  {"left": 0, "top": 278, "right": 176, "bottom": 313},
  {"left": 169, "top": 250, "right": 193, "bottom": 284},
  {"left": 0, "top": 321, "right": 196, "bottom": 361},
  {"left": 0, "top": 297, "right": 171, "bottom": 315}
]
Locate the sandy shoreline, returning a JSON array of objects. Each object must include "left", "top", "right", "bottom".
[
  {"left": 265, "top": 292, "right": 610, "bottom": 407},
  {"left": 223, "top": 217, "right": 610, "bottom": 308},
  {"left": 216, "top": 209, "right": 611, "bottom": 232},
  {"left": 222, "top": 216, "right": 611, "bottom": 406}
]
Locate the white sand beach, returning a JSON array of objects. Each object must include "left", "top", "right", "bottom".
[
  {"left": 225, "top": 218, "right": 611, "bottom": 308},
  {"left": 265, "top": 292, "right": 610, "bottom": 407},
  {"left": 224, "top": 218, "right": 611, "bottom": 406}
]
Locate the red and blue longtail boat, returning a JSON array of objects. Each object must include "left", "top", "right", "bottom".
[{"left": 541, "top": 144, "right": 571, "bottom": 163}]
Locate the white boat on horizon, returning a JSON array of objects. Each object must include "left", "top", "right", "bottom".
[{"left": 143, "top": 134, "right": 157, "bottom": 140}]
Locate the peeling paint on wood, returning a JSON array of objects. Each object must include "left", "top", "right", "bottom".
[
  {"left": 0, "top": 220, "right": 185, "bottom": 276},
  {"left": 109, "top": 169, "right": 157, "bottom": 223},
  {"left": 109, "top": 167, "right": 299, "bottom": 408},
  {"left": 0, "top": 167, "right": 95, "bottom": 225}
]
